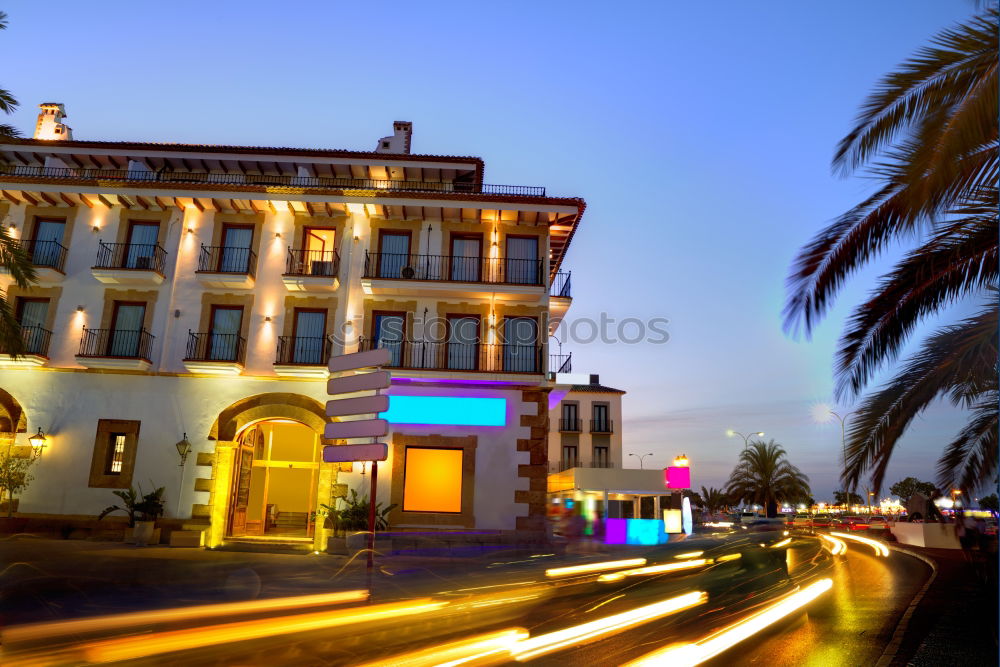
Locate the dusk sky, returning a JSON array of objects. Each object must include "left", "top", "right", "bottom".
[{"left": 1, "top": 1, "right": 979, "bottom": 498}]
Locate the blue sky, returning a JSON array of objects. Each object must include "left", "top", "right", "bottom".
[{"left": 1, "top": 1, "right": 980, "bottom": 498}]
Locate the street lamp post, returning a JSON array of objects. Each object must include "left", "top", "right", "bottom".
[{"left": 629, "top": 452, "right": 653, "bottom": 470}]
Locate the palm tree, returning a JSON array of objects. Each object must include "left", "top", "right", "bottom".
[
  {"left": 0, "top": 10, "right": 37, "bottom": 356},
  {"left": 699, "top": 486, "right": 730, "bottom": 515},
  {"left": 725, "top": 440, "right": 811, "bottom": 516},
  {"left": 784, "top": 8, "right": 998, "bottom": 494},
  {"left": 0, "top": 12, "right": 20, "bottom": 139}
]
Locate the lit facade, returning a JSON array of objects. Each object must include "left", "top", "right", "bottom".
[{"left": 0, "top": 104, "right": 584, "bottom": 549}]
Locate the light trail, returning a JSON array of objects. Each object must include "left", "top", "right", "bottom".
[
  {"left": 818, "top": 533, "right": 847, "bottom": 555},
  {"left": 716, "top": 553, "right": 742, "bottom": 563},
  {"left": 2, "top": 589, "right": 370, "bottom": 643},
  {"left": 625, "top": 578, "right": 834, "bottom": 666},
  {"left": 510, "top": 591, "right": 708, "bottom": 661},
  {"left": 545, "top": 558, "right": 647, "bottom": 578},
  {"left": 597, "top": 560, "right": 709, "bottom": 583},
  {"left": 79, "top": 598, "right": 447, "bottom": 663},
  {"left": 674, "top": 551, "right": 704, "bottom": 559},
  {"left": 769, "top": 537, "right": 792, "bottom": 549},
  {"left": 356, "top": 628, "right": 530, "bottom": 667},
  {"left": 830, "top": 531, "right": 890, "bottom": 557}
]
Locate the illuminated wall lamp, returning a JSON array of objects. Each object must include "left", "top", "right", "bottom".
[
  {"left": 76, "top": 305, "right": 85, "bottom": 313},
  {"left": 29, "top": 427, "right": 47, "bottom": 455}
]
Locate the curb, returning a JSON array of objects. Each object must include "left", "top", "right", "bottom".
[{"left": 873, "top": 545, "right": 938, "bottom": 667}]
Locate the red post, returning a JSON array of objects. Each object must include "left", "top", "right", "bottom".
[{"left": 367, "top": 460, "right": 378, "bottom": 572}]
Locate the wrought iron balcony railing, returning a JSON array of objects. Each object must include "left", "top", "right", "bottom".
[
  {"left": 184, "top": 331, "right": 247, "bottom": 364},
  {"left": 18, "top": 239, "right": 68, "bottom": 272},
  {"left": 358, "top": 337, "right": 544, "bottom": 374},
  {"left": 94, "top": 241, "right": 167, "bottom": 274},
  {"left": 559, "top": 418, "right": 583, "bottom": 432},
  {"left": 78, "top": 327, "right": 154, "bottom": 361},
  {"left": 285, "top": 248, "right": 340, "bottom": 277},
  {"left": 275, "top": 335, "right": 333, "bottom": 365},
  {"left": 1, "top": 324, "right": 53, "bottom": 357},
  {"left": 550, "top": 271, "right": 572, "bottom": 298},
  {"left": 590, "top": 419, "right": 614, "bottom": 434},
  {"left": 196, "top": 245, "right": 257, "bottom": 277},
  {"left": 548, "top": 460, "right": 616, "bottom": 473},
  {"left": 550, "top": 353, "right": 572, "bottom": 374},
  {"left": 0, "top": 165, "right": 546, "bottom": 197},
  {"left": 363, "top": 252, "right": 544, "bottom": 286}
]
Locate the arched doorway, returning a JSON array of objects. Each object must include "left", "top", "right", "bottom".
[{"left": 228, "top": 419, "right": 322, "bottom": 540}]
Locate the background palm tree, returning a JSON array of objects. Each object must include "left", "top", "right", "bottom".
[
  {"left": 699, "top": 486, "right": 730, "bottom": 515},
  {"left": 784, "top": 8, "right": 998, "bottom": 494},
  {"left": 725, "top": 440, "right": 811, "bottom": 517},
  {"left": 0, "top": 10, "right": 37, "bottom": 355}
]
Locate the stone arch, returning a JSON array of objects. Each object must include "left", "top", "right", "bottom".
[
  {"left": 208, "top": 393, "right": 329, "bottom": 442},
  {"left": 0, "top": 388, "right": 27, "bottom": 435}
]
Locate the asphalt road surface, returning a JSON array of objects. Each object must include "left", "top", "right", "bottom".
[{"left": 0, "top": 532, "right": 933, "bottom": 666}]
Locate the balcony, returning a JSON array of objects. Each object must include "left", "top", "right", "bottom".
[
  {"left": 590, "top": 419, "right": 614, "bottom": 434},
  {"left": 282, "top": 248, "right": 340, "bottom": 292},
  {"left": 16, "top": 239, "right": 68, "bottom": 282},
  {"left": 195, "top": 245, "right": 257, "bottom": 289},
  {"left": 358, "top": 338, "right": 545, "bottom": 376},
  {"left": 548, "top": 271, "right": 572, "bottom": 331},
  {"left": 361, "top": 252, "right": 545, "bottom": 302},
  {"left": 0, "top": 165, "right": 546, "bottom": 197},
  {"left": 91, "top": 241, "right": 167, "bottom": 285},
  {"left": 0, "top": 325, "right": 52, "bottom": 368},
  {"left": 549, "top": 460, "right": 617, "bottom": 473},
  {"left": 550, "top": 353, "right": 572, "bottom": 374},
  {"left": 76, "top": 327, "right": 154, "bottom": 371},
  {"left": 274, "top": 335, "right": 333, "bottom": 378},
  {"left": 558, "top": 418, "right": 582, "bottom": 432},
  {"left": 183, "top": 331, "right": 246, "bottom": 375}
]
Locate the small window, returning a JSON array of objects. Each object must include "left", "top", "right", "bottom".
[
  {"left": 382, "top": 141, "right": 390, "bottom": 148},
  {"left": 106, "top": 433, "right": 127, "bottom": 474},
  {"left": 403, "top": 447, "right": 463, "bottom": 513}
]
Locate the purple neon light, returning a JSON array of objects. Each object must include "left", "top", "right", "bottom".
[
  {"left": 605, "top": 518, "right": 628, "bottom": 545},
  {"left": 390, "top": 376, "right": 525, "bottom": 387}
]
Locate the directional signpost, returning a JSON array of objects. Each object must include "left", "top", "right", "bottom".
[{"left": 324, "top": 347, "right": 391, "bottom": 571}]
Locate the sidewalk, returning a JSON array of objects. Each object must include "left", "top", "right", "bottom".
[{"left": 891, "top": 545, "right": 997, "bottom": 666}]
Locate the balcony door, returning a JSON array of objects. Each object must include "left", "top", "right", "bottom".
[
  {"left": 373, "top": 312, "right": 405, "bottom": 367},
  {"left": 108, "top": 302, "right": 146, "bottom": 357},
  {"left": 505, "top": 236, "right": 538, "bottom": 285},
  {"left": 593, "top": 404, "right": 610, "bottom": 432},
  {"left": 446, "top": 315, "right": 479, "bottom": 370},
  {"left": 450, "top": 234, "right": 482, "bottom": 282},
  {"left": 378, "top": 231, "right": 411, "bottom": 278},
  {"left": 594, "top": 446, "right": 610, "bottom": 468},
  {"left": 15, "top": 298, "right": 49, "bottom": 354},
  {"left": 126, "top": 221, "right": 159, "bottom": 269},
  {"left": 503, "top": 316, "right": 538, "bottom": 372},
  {"left": 31, "top": 218, "right": 65, "bottom": 267},
  {"left": 303, "top": 227, "right": 336, "bottom": 276},
  {"left": 561, "top": 402, "right": 579, "bottom": 431},
  {"left": 209, "top": 306, "right": 243, "bottom": 361},
  {"left": 562, "top": 444, "right": 579, "bottom": 470},
  {"left": 219, "top": 224, "right": 253, "bottom": 273},
  {"left": 292, "top": 309, "right": 326, "bottom": 364}
]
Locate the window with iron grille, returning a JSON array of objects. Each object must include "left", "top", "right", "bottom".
[{"left": 106, "top": 433, "right": 127, "bottom": 474}]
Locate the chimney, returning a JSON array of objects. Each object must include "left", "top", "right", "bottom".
[
  {"left": 34, "top": 103, "right": 73, "bottom": 140},
  {"left": 589, "top": 374, "right": 600, "bottom": 385},
  {"left": 375, "top": 121, "right": 412, "bottom": 154}
]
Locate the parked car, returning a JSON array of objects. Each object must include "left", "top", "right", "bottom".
[
  {"left": 792, "top": 514, "right": 812, "bottom": 528},
  {"left": 811, "top": 514, "right": 833, "bottom": 530},
  {"left": 868, "top": 515, "right": 889, "bottom": 532},
  {"left": 984, "top": 518, "right": 997, "bottom": 536},
  {"left": 736, "top": 512, "right": 759, "bottom": 525},
  {"left": 840, "top": 515, "right": 869, "bottom": 531}
]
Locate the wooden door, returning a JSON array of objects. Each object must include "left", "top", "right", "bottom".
[{"left": 228, "top": 426, "right": 262, "bottom": 536}]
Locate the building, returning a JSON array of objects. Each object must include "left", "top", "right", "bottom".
[
  {"left": 0, "top": 104, "right": 584, "bottom": 550},
  {"left": 546, "top": 373, "right": 690, "bottom": 542}
]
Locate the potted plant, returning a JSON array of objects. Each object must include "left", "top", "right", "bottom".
[
  {"left": 99, "top": 485, "right": 165, "bottom": 546},
  {"left": 321, "top": 489, "right": 396, "bottom": 554},
  {"left": 0, "top": 446, "right": 38, "bottom": 534}
]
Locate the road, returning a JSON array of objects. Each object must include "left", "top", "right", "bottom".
[{"left": 0, "top": 531, "right": 933, "bottom": 665}]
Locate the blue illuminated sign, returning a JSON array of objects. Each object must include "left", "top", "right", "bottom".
[{"left": 382, "top": 395, "right": 507, "bottom": 426}]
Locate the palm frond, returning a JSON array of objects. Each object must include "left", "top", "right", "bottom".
[
  {"left": 936, "top": 395, "right": 998, "bottom": 493},
  {"left": 842, "top": 303, "right": 998, "bottom": 492}
]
